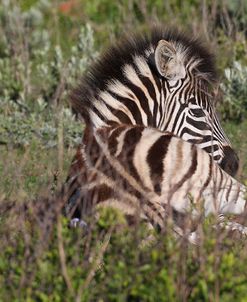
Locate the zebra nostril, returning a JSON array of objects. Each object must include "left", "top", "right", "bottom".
[{"left": 220, "top": 146, "right": 239, "bottom": 177}]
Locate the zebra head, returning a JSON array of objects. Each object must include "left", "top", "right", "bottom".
[
  {"left": 153, "top": 38, "right": 239, "bottom": 176},
  {"left": 71, "top": 29, "right": 239, "bottom": 177}
]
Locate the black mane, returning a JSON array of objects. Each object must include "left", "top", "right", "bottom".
[{"left": 71, "top": 27, "right": 217, "bottom": 123}]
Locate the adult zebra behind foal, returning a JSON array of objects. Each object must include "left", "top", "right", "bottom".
[
  {"left": 67, "top": 124, "right": 247, "bottom": 241},
  {"left": 61, "top": 28, "right": 246, "bottom": 239}
]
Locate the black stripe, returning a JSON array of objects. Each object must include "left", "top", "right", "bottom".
[
  {"left": 225, "top": 177, "right": 232, "bottom": 203},
  {"left": 91, "top": 105, "right": 107, "bottom": 124},
  {"left": 176, "top": 111, "right": 186, "bottom": 135},
  {"left": 99, "top": 96, "right": 132, "bottom": 125},
  {"left": 199, "top": 156, "right": 213, "bottom": 198},
  {"left": 203, "top": 144, "right": 219, "bottom": 153},
  {"left": 108, "top": 125, "right": 128, "bottom": 155},
  {"left": 171, "top": 103, "right": 187, "bottom": 133},
  {"left": 118, "top": 126, "right": 144, "bottom": 183},
  {"left": 187, "top": 116, "right": 209, "bottom": 130},
  {"left": 108, "top": 90, "right": 143, "bottom": 125},
  {"left": 125, "top": 80, "right": 152, "bottom": 125},
  {"left": 114, "top": 110, "right": 133, "bottom": 124},
  {"left": 168, "top": 145, "right": 198, "bottom": 201},
  {"left": 147, "top": 134, "right": 172, "bottom": 194},
  {"left": 163, "top": 99, "right": 177, "bottom": 130},
  {"left": 139, "top": 75, "right": 158, "bottom": 127}
]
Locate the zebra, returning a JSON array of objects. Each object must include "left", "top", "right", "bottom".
[
  {"left": 62, "top": 28, "right": 244, "bottom": 238},
  {"left": 65, "top": 124, "right": 247, "bottom": 242}
]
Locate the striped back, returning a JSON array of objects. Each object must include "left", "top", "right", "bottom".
[{"left": 71, "top": 28, "right": 238, "bottom": 176}]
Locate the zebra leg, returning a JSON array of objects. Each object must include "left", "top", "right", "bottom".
[
  {"left": 216, "top": 214, "right": 247, "bottom": 236},
  {"left": 219, "top": 221, "right": 247, "bottom": 235}
]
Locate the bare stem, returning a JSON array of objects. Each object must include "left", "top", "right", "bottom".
[
  {"left": 75, "top": 227, "right": 113, "bottom": 302},
  {"left": 57, "top": 215, "right": 74, "bottom": 296}
]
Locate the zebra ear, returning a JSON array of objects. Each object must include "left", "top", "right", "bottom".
[{"left": 154, "top": 40, "right": 186, "bottom": 81}]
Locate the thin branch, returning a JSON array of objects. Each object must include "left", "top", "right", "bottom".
[
  {"left": 75, "top": 226, "right": 113, "bottom": 302},
  {"left": 57, "top": 215, "right": 75, "bottom": 297}
]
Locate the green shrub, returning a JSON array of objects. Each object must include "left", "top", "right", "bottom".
[
  {"left": 0, "top": 1, "right": 98, "bottom": 148},
  {"left": 220, "top": 61, "right": 247, "bottom": 122},
  {"left": 0, "top": 206, "right": 246, "bottom": 301}
]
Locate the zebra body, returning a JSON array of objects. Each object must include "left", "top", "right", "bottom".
[
  {"left": 65, "top": 125, "right": 246, "bottom": 237},
  {"left": 63, "top": 28, "right": 245, "bottom": 238}
]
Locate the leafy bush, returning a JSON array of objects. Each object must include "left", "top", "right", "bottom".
[
  {"left": 0, "top": 98, "right": 83, "bottom": 148},
  {"left": 0, "top": 1, "right": 98, "bottom": 148},
  {"left": 0, "top": 205, "right": 246, "bottom": 302},
  {"left": 220, "top": 61, "right": 247, "bottom": 122}
]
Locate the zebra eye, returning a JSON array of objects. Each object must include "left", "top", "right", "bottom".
[{"left": 190, "top": 108, "right": 206, "bottom": 117}]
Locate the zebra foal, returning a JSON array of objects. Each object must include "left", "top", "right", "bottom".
[
  {"left": 61, "top": 27, "right": 246, "bottom": 239},
  {"left": 71, "top": 27, "right": 238, "bottom": 174}
]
